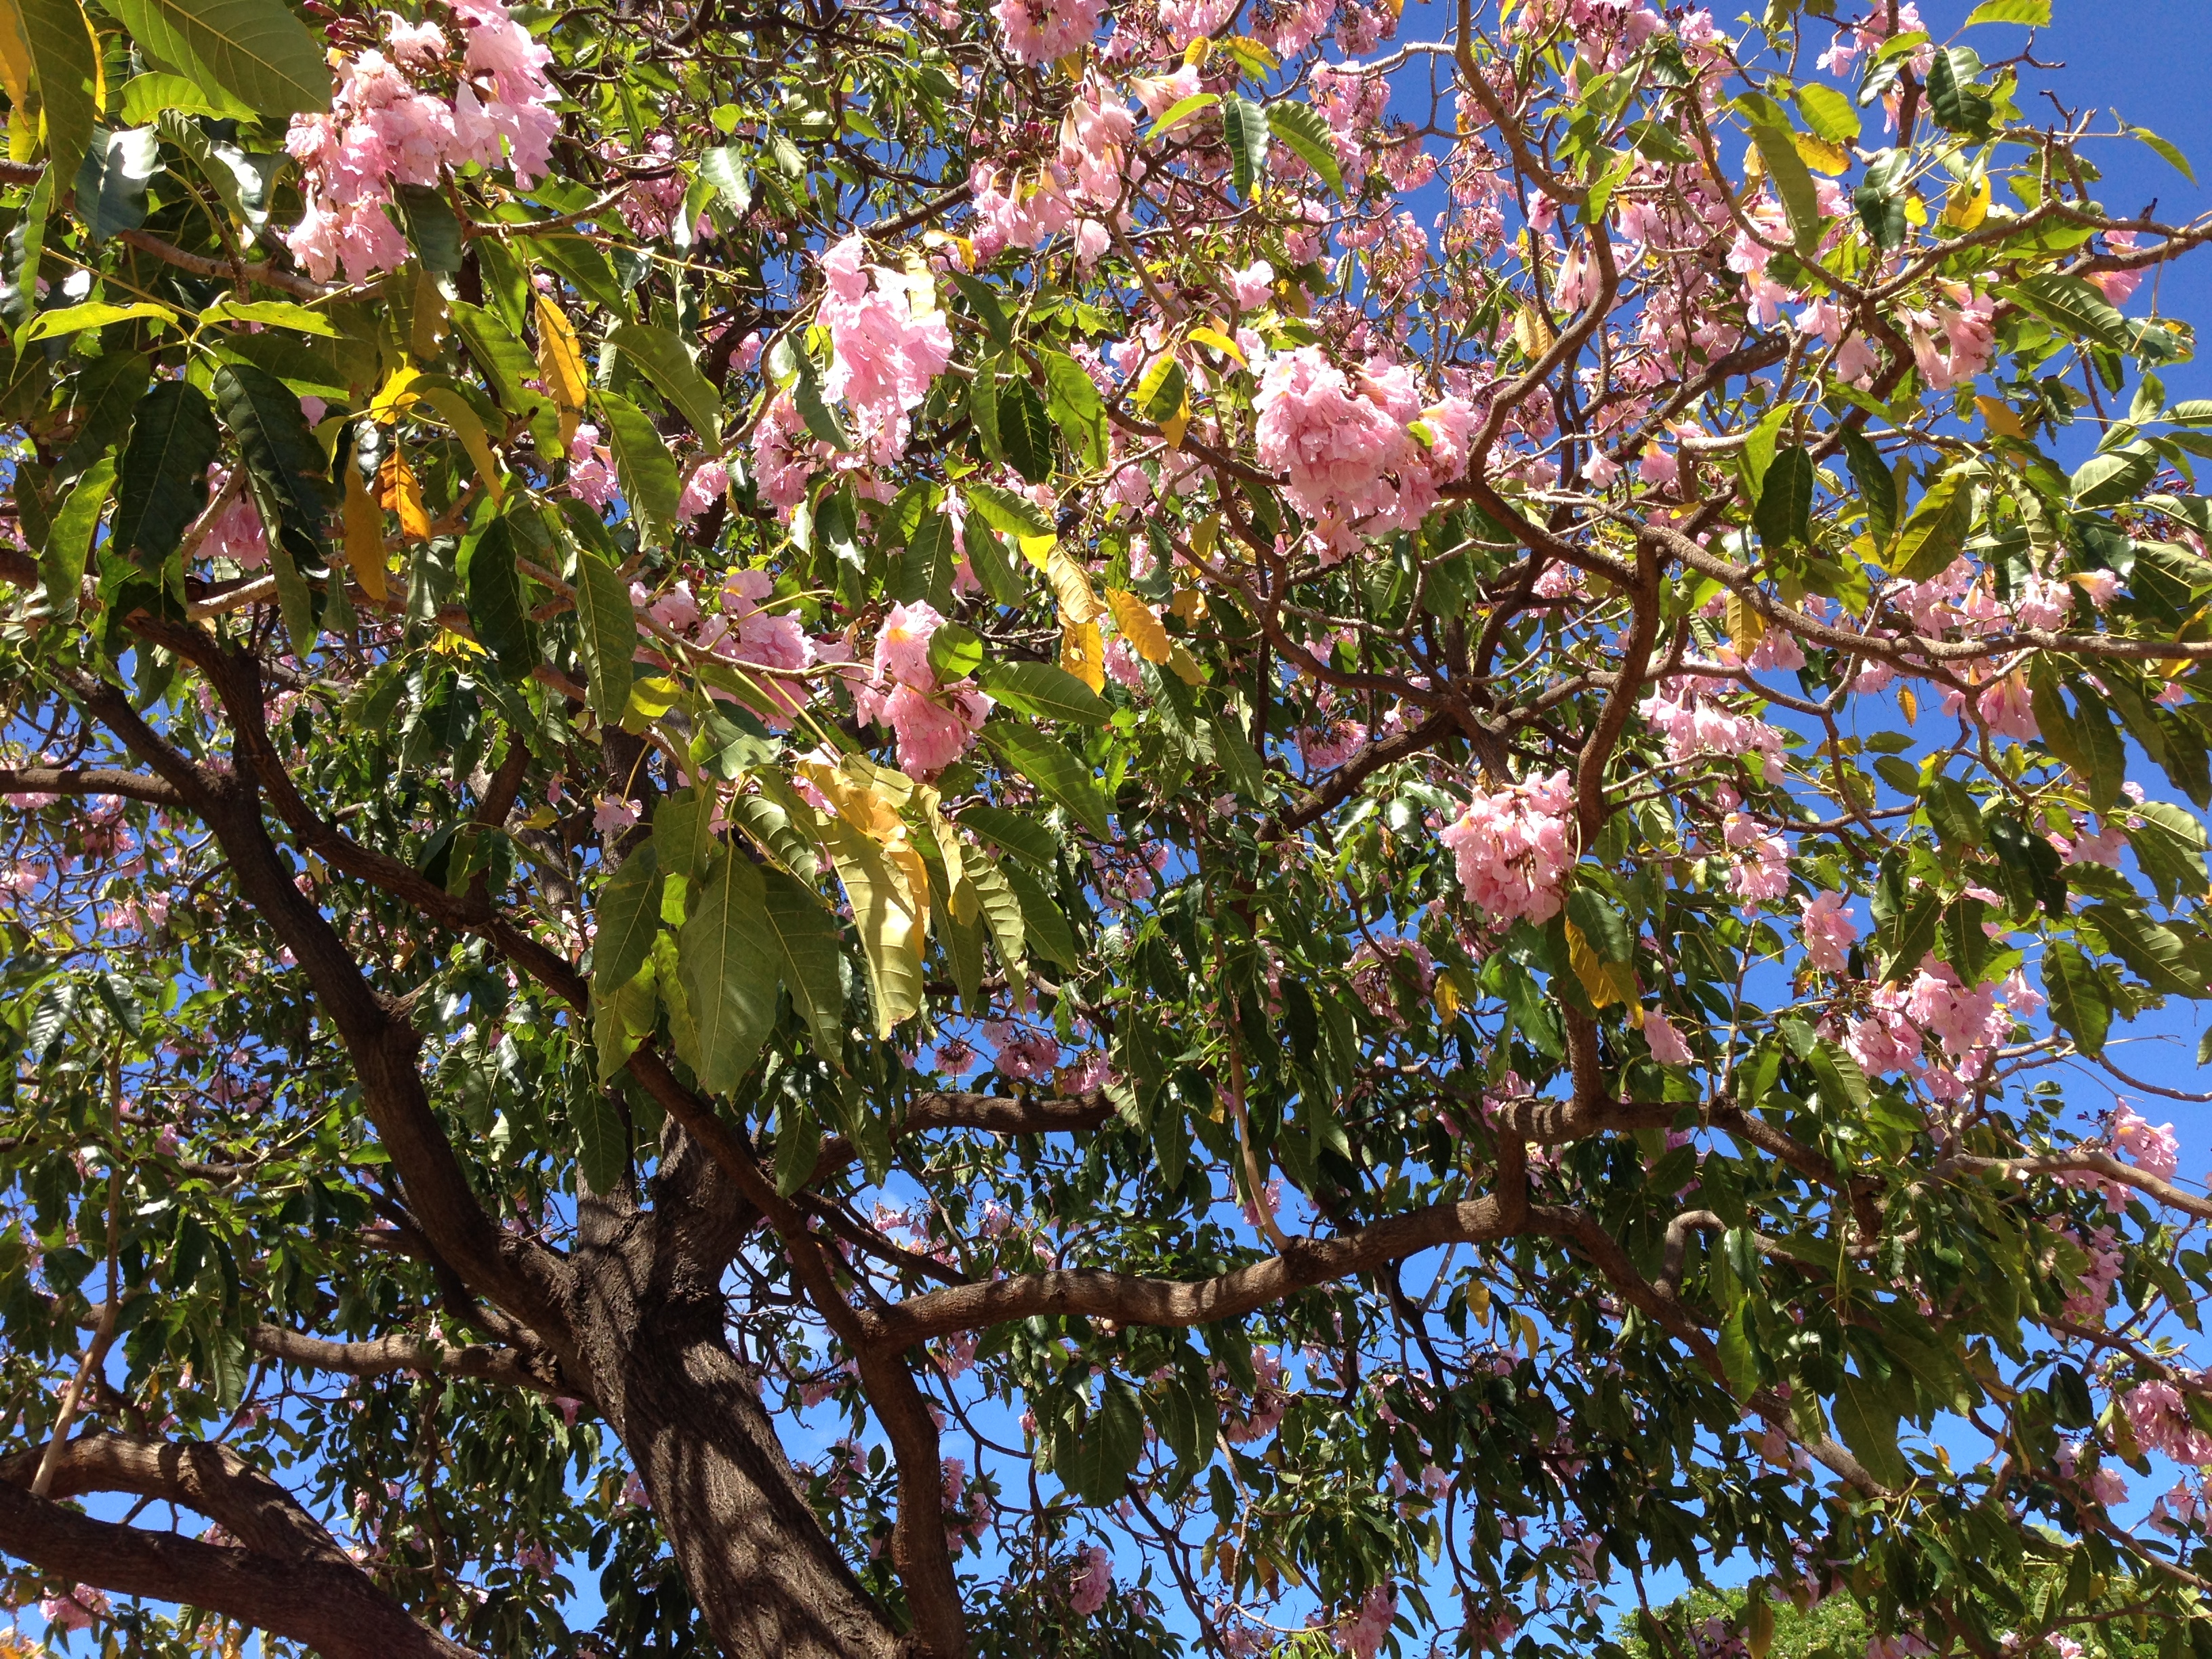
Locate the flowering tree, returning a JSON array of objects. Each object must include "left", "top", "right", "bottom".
[{"left": 1, "top": 0, "right": 2212, "bottom": 1653}]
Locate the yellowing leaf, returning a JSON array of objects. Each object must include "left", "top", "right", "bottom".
[
  {"left": 1725, "top": 592, "right": 1765, "bottom": 657},
  {"left": 1897, "top": 684, "right": 1919, "bottom": 724},
  {"left": 798, "top": 755, "right": 912, "bottom": 843},
  {"left": 342, "top": 462, "right": 386, "bottom": 602},
  {"left": 1187, "top": 324, "right": 1247, "bottom": 365},
  {"left": 1061, "top": 616, "right": 1105, "bottom": 692},
  {"left": 1511, "top": 302, "right": 1554, "bottom": 360},
  {"left": 819, "top": 814, "right": 926, "bottom": 1036},
  {"left": 1046, "top": 547, "right": 1103, "bottom": 623},
  {"left": 1975, "top": 394, "right": 2026, "bottom": 438},
  {"left": 1160, "top": 396, "right": 1191, "bottom": 451},
  {"left": 1107, "top": 587, "right": 1172, "bottom": 663},
  {"left": 378, "top": 448, "right": 430, "bottom": 542},
  {"left": 1017, "top": 531, "right": 1057, "bottom": 569},
  {"left": 369, "top": 365, "right": 422, "bottom": 425},
  {"left": 535, "top": 291, "right": 587, "bottom": 446},
  {"left": 1564, "top": 918, "right": 1635, "bottom": 1009},
  {"left": 1941, "top": 174, "right": 1990, "bottom": 230},
  {"left": 1793, "top": 133, "right": 1851, "bottom": 174},
  {"left": 418, "top": 385, "right": 504, "bottom": 501},
  {"left": 1166, "top": 642, "right": 1206, "bottom": 685},
  {"left": 1903, "top": 190, "right": 1928, "bottom": 226},
  {"left": 0, "top": 0, "right": 34, "bottom": 116}
]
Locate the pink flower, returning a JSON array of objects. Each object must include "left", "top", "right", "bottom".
[
  {"left": 1644, "top": 1010, "right": 1692, "bottom": 1066},
  {"left": 1338, "top": 1583, "right": 1397, "bottom": 1659},
  {"left": 874, "top": 600, "right": 945, "bottom": 690},
  {"left": 592, "top": 796, "right": 640, "bottom": 836},
  {"left": 1068, "top": 1542, "right": 1113, "bottom": 1616},
  {"left": 1255, "top": 347, "right": 1431, "bottom": 540},
  {"left": 996, "top": 0, "right": 1103, "bottom": 63},
  {"left": 677, "top": 459, "right": 729, "bottom": 524},
  {"left": 40, "top": 1585, "right": 110, "bottom": 1632},
  {"left": 817, "top": 234, "right": 955, "bottom": 464},
  {"left": 1227, "top": 259, "right": 1275, "bottom": 310},
  {"left": 2114, "top": 1103, "right": 2180, "bottom": 1181},
  {"left": 386, "top": 14, "right": 449, "bottom": 64},
  {"left": 1797, "top": 891, "right": 1857, "bottom": 974},
  {"left": 882, "top": 682, "right": 987, "bottom": 775},
  {"left": 1439, "top": 770, "right": 1575, "bottom": 928}
]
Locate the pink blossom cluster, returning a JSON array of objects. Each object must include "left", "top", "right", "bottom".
[
  {"left": 1068, "top": 1542, "right": 1114, "bottom": 1616},
  {"left": 1843, "top": 957, "right": 2013, "bottom": 1080},
  {"left": 2056, "top": 1439, "right": 2129, "bottom": 1509},
  {"left": 819, "top": 234, "right": 955, "bottom": 464},
  {"left": 981, "top": 1018, "right": 1062, "bottom": 1080},
  {"left": 970, "top": 80, "right": 1135, "bottom": 265},
  {"left": 630, "top": 571, "right": 820, "bottom": 731},
  {"left": 1644, "top": 1009, "right": 1693, "bottom": 1066},
  {"left": 41, "top": 1583, "right": 111, "bottom": 1631},
  {"left": 2059, "top": 1224, "right": 2123, "bottom": 1325},
  {"left": 1721, "top": 811, "right": 1790, "bottom": 903},
  {"left": 996, "top": 0, "right": 1103, "bottom": 64},
  {"left": 1439, "top": 769, "right": 1575, "bottom": 928},
  {"left": 1637, "top": 676, "right": 1786, "bottom": 775},
  {"left": 285, "top": 1, "right": 559, "bottom": 283},
  {"left": 850, "top": 601, "right": 991, "bottom": 774},
  {"left": 1252, "top": 346, "right": 1477, "bottom": 556},
  {"left": 2113, "top": 1103, "right": 2180, "bottom": 1181},
  {"left": 1337, "top": 1583, "right": 1397, "bottom": 1659},
  {"left": 2125, "top": 1377, "right": 2212, "bottom": 1466},
  {"left": 1797, "top": 891, "right": 1858, "bottom": 973}
]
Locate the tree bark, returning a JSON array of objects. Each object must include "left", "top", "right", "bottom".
[{"left": 568, "top": 1172, "right": 902, "bottom": 1659}]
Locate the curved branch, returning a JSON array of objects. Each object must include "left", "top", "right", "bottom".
[{"left": 248, "top": 1325, "right": 580, "bottom": 1399}]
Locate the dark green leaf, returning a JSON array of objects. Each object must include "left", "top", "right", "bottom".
[
  {"left": 571, "top": 1084, "right": 629, "bottom": 1194},
  {"left": 109, "top": 0, "right": 335, "bottom": 117},
  {"left": 1002, "top": 857, "right": 1078, "bottom": 968},
  {"left": 679, "top": 851, "right": 780, "bottom": 1094},
  {"left": 1222, "top": 95, "right": 1269, "bottom": 197},
  {"left": 996, "top": 374, "right": 1055, "bottom": 487},
  {"left": 598, "top": 390, "right": 684, "bottom": 544},
  {"left": 2042, "top": 940, "right": 2109, "bottom": 1057},
  {"left": 1839, "top": 425, "right": 1896, "bottom": 547},
  {"left": 988, "top": 724, "right": 1109, "bottom": 838},
  {"left": 608, "top": 322, "right": 722, "bottom": 449},
  {"left": 593, "top": 843, "right": 663, "bottom": 1000},
  {"left": 213, "top": 360, "right": 331, "bottom": 567},
  {"left": 1832, "top": 1372, "right": 1912, "bottom": 1488},
  {"left": 20, "top": 0, "right": 102, "bottom": 182},
  {"left": 574, "top": 544, "right": 636, "bottom": 724},
  {"left": 976, "top": 659, "right": 1111, "bottom": 726},
  {"left": 1754, "top": 445, "right": 1814, "bottom": 546},
  {"left": 457, "top": 514, "right": 535, "bottom": 678},
  {"left": 1267, "top": 100, "right": 1343, "bottom": 198},
  {"left": 1041, "top": 350, "right": 1108, "bottom": 469},
  {"left": 112, "top": 380, "right": 220, "bottom": 566}
]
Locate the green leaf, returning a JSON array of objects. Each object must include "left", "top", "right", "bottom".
[
  {"left": 1832, "top": 1372, "right": 1912, "bottom": 1489},
  {"left": 1001, "top": 858, "right": 1077, "bottom": 969},
  {"left": 2083, "top": 902, "right": 2203, "bottom": 996},
  {"left": 75, "top": 127, "right": 163, "bottom": 247},
  {"left": 697, "top": 145, "right": 750, "bottom": 211},
  {"left": 1222, "top": 94, "right": 1269, "bottom": 198},
  {"left": 453, "top": 515, "right": 531, "bottom": 678},
  {"left": 1853, "top": 147, "right": 1910, "bottom": 249},
  {"left": 112, "top": 380, "right": 220, "bottom": 565},
  {"left": 120, "top": 69, "right": 247, "bottom": 124},
  {"left": 1041, "top": 350, "right": 1108, "bottom": 469},
  {"left": 58, "top": 351, "right": 152, "bottom": 487},
  {"left": 790, "top": 356, "right": 851, "bottom": 450},
  {"left": 817, "top": 815, "right": 924, "bottom": 1036},
  {"left": 1925, "top": 48, "right": 1992, "bottom": 135},
  {"left": 109, "top": 0, "right": 334, "bottom": 117},
  {"left": 925, "top": 622, "right": 983, "bottom": 684},
  {"left": 1806, "top": 1038, "right": 1872, "bottom": 1112},
  {"left": 607, "top": 322, "right": 722, "bottom": 449},
  {"left": 598, "top": 390, "right": 684, "bottom": 543},
  {"left": 574, "top": 544, "right": 636, "bottom": 724},
  {"left": 1887, "top": 470, "right": 1974, "bottom": 581},
  {"left": 1267, "top": 100, "right": 1343, "bottom": 198},
  {"left": 966, "top": 854, "right": 1028, "bottom": 979},
  {"left": 592, "top": 843, "right": 663, "bottom": 1000},
  {"left": 1146, "top": 90, "right": 1216, "bottom": 140},
  {"left": 2007, "top": 274, "right": 2132, "bottom": 350},
  {"left": 22, "top": 300, "right": 176, "bottom": 342},
  {"left": 1839, "top": 425, "right": 1896, "bottom": 547},
  {"left": 1747, "top": 121, "right": 1822, "bottom": 251},
  {"left": 39, "top": 456, "right": 112, "bottom": 625},
  {"left": 960, "top": 803, "right": 1060, "bottom": 869},
  {"left": 988, "top": 724, "right": 1110, "bottom": 838},
  {"left": 1793, "top": 83, "right": 1861, "bottom": 144},
  {"left": 2071, "top": 445, "right": 2157, "bottom": 510},
  {"left": 654, "top": 786, "right": 718, "bottom": 879},
  {"left": 1754, "top": 445, "right": 1814, "bottom": 546},
  {"left": 2127, "top": 125, "right": 2196, "bottom": 185},
  {"left": 997, "top": 373, "right": 1055, "bottom": 487},
  {"left": 773, "top": 1094, "right": 820, "bottom": 1197},
  {"left": 2070, "top": 682, "right": 2129, "bottom": 813},
  {"left": 213, "top": 360, "right": 331, "bottom": 567},
  {"left": 679, "top": 851, "right": 779, "bottom": 1093},
  {"left": 760, "top": 867, "right": 844, "bottom": 1056},
  {"left": 1057, "top": 1377, "right": 1143, "bottom": 1504},
  {"left": 571, "top": 1084, "right": 629, "bottom": 1193},
  {"left": 898, "top": 511, "right": 959, "bottom": 611},
  {"left": 20, "top": 0, "right": 101, "bottom": 184},
  {"left": 201, "top": 298, "right": 337, "bottom": 337},
  {"left": 1963, "top": 0, "right": 2047, "bottom": 25},
  {"left": 2124, "top": 800, "right": 2209, "bottom": 903},
  {"left": 964, "top": 479, "right": 1054, "bottom": 539},
  {"left": 2042, "top": 940, "right": 2109, "bottom": 1057},
  {"left": 976, "top": 659, "right": 1111, "bottom": 726},
  {"left": 525, "top": 232, "right": 630, "bottom": 315}
]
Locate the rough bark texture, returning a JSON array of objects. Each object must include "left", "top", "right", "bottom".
[{"left": 569, "top": 1153, "right": 903, "bottom": 1659}]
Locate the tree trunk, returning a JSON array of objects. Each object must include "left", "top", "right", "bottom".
[{"left": 570, "top": 1193, "right": 901, "bottom": 1659}]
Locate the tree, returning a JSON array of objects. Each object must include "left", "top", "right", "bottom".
[{"left": 0, "top": 0, "right": 2209, "bottom": 1652}]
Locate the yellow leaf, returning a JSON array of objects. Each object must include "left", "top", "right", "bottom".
[
  {"left": 819, "top": 814, "right": 927, "bottom": 1036},
  {"left": 1183, "top": 33, "right": 1208, "bottom": 64},
  {"left": 1191, "top": 512, "right": 1220, "bottom": 560},
  {"left": 1511, "top": 302, "right": 1554, "bottom": 361},
  {"left": 1897, "top": 684, "right": 1919, "bottom": 724},
  {"left": 1187, "top": 324, "right": 1247, "bottom": 365},
  {"left": 1061, "top": 616, "right": 1105, "bottom": 692},
  {"left": 1017, "top": 531, "right": 1057, "bottom": 569},
  {"left": 1941, "top": 174, "right": 1990, "bottom": 230},
  {"left": 1794, "top": 134, "right": 1851, "bottom": 175},
  {"left": 0, "top": 0, "right": 32, "bottom": 117},
  {"left": 1168, "top": 588, "right": 1206, "bottom": 621},
  {"left": 432, "top": 628, "right": 488, "bottom": 658},
  {"left": 1903, "top": 190, "right": 1927, "bottom": 226},
  {"left": 1046, "top": 547, "right": 1103, "bottom": 623},
  {"left": 1166, "top": 642, "right": 1206, "bottom": 684},
  {"left": 342, "top": 462, "right": 386, "bottom": 603},
  {"left": 798, "top": 755, "right": 912, "bottom": 843},
  {"left": 535, "top": 291, "right": 588, "bottom": 438},
  {"left": 1160, "top": 397, "right": 1191, "bottom": 451},
  {"left": 1725, "top": 592, "right": 1765, "bottom": 658},
  {"left": 625, "top": 674, "right": 684, "bottom": 720},
  {"left": 1975, "top": 394, "right": 2026, "bottom": 440},
  {"left": 418, "top": 385, "right": 504, "bottom": 501},
  {"left": 1564, "top": 917, "right": 1634, "bottom": 1009},
  {"left": 369, "top": 365, "right": 422, "bottom": 426},
  {"left": 378, "top": 448, "right": 430, "bottom": 542},
  {"left": 1107, "top": 587, "right": 1172, "bottom": 663}
]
